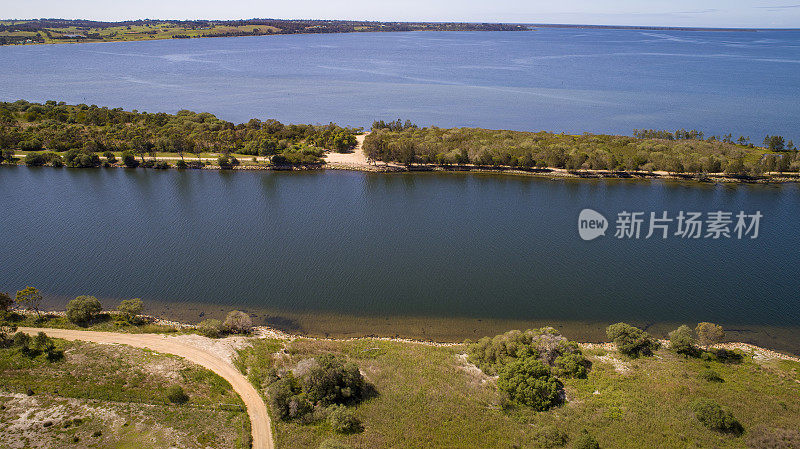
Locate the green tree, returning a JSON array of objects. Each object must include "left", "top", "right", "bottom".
[
  {"left": 605, "top": 323, "right": 660, "bottom": 357},
  {"left": 118, "top": 298, "right": 143, "bottom": 323},
  {"left": 496, "top": 356, "right": 563, "bottom": 411},
  {"left": 695, "top": 322, "right": 725, "bottom": 348},
  {"left": 0, "top": 291, "right": 14, "bottom": 314},
  {"left": 304, "top": 355, "right": 365, "bottom": 406},
  {"left": 668, "top": 325, "right": 696, "bottom": 355},
  {"left": 121, "top": 150, "right": 139, "bottom": 167},
  {"left": 15, "top": 286, "right": 43, "bottom": 318},
  {"left": 66, "top": 295, "right": 102, "bottom": 326}
]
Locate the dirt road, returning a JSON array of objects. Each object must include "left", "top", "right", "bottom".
[{"left": 19, "top": 327, "right": 273, "bottom": 449}]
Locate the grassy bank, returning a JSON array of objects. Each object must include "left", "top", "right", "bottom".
[{"left": 234, "top": 336, "right": 800, "bottom": 449}]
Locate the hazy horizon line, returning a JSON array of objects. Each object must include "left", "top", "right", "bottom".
[{"left": 2, "top": 17, "right": 799, "bottom": 31}]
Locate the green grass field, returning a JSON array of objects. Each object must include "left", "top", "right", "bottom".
[{"left": 236, "top": 337, "right": 800, "bottom": 449}]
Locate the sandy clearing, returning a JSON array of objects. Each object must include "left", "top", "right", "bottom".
[{"left": 19, "top": 327, "right": 273, "bottom": 449}]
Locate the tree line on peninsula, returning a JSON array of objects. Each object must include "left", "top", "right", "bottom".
[
  {"left": 363, "top": 121, "right": 800, "bottom": 177},
  {"left": 2, "top": 100, "right": 799, "bottom": 178},
  {"left": 0, "top": 100, "right": 359, "bottom": 167}
]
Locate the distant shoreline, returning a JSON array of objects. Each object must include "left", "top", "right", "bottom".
[{"left": 0, "top": 19, "right": 527, "bottom": 46}]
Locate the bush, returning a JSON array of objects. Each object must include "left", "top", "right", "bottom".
[
  {"left": 153, "top": 161, "right": 169, "bottom": 169},
  {"left": 606, "top": 323, "right": 660, "bottom": 357},
  {"left": 532, "top": 425, "right": 568, "bottom": 448},
  {"left": 304, "top": 355, "right": 365, "bottom": 406},
  {"left": 668, "top": 325, "right": 696, "bottom": 355},
  {"left": 268, "top": 376, "right": 312, "bottom": 420},
  {"left": 497, "top": 356, "right": 563, "bottom": 411},
  {"left": 198, "top": 318, "right": 224, "bottom": 338},
  {"left": 698, "top": 369, "right": 724, "bottom": 383},
  {"left": 218, "top": 155, "right": 239, "bottom": 169},
  {"left": 166, "top": 385, "right": 189, "bottom": 404},
  {"left": 572, "top": 430, "right": 600, "bottom": 449},
  {"left": 327, "top": 404, "right": 362, "bottom": 434},
  {"left": 468, "top": 327, "right": 589, "bottom": 375},
  {"left": 691, "top": 398, "right": 743, "bottom": 434},
  {"left": 696, "top": 322, "right": 725, "bottom": 347},
  {"left": 224, "top": 310, "right": 252, "bottom": 334},
  {"left": 176, "top": 159, "right": 187, "bottom": 169},
  {"left": 121, "top": 151, "right": 139, "bottom": 167},
  {"left": 103, "top": 151, "right": 116, "bottom": 163},
  {"left": 553, "top": 352, "right": 591, "bottom": 379},
  {"left": 66, "top": 295, "right": 102, "bottom": 326},
  {"left": 118, "top": 298, "right": 143, "bottom": 324}
]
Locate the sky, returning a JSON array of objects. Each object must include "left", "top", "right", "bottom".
[{"left": 5, "top": 0, "right": 800, "bottom": 29}]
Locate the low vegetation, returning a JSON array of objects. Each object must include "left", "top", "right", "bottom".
[
  {"left": 0, "top": 330, "right": 249, "bottom": 448},
  {"left": 363, "top": 124, "right": 799, "bottom": 177},
  {"left": 231, "top": 331, "right": 800, "bottom": 449}
]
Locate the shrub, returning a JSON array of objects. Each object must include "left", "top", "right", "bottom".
[
  {"left": 64, "top": 149, "right": 101, "bottom": 168},
  {"left": 318, "top": 439, "right": 353, "bottom": 449},
  {"left": 497, "top": 356, "right": 563, "bottom": 411},
  {"left": 696, "top": 322, "right": 725, "bottom": 347},
  {"left": 553, "top": 352, "right": 591, "bottom": 379},
  {"left": 218, "top": 155, "right": 239, "bottom": 169},
  {"left": 698, "top": 369, "right": 724, "bottom": 383},
  {"left": 166, "top": 385, "right": 189, "bottom": 404},
  {"left": 268, "top": 377, "right": 297, "bottom": 420},
  {"left": 224, "top": 310, "right": 252, "bottom": 334},
  {"left": 572, "top": 430, "right": 600, "bottom": 449},
  {"left": 468, "top": 327, "right": 589, "bottom": 375},
  {"left": 118, "top": 298, "right": 143, "bottom": 323},
  {"left": 121, "top": 151, "right": 139, "bottom": 167},
  {"left": 66, "top": 295, "right": 102, "bottom": 326},
  {"left": 605, "top": 323, "right": 660, "bottom": 357},
  {"left": 304, "top": 355, "right": 365, "bottom": 406},
  {"left": 691, "top": 398, "right": 743, "bottom": 434},
  {"left": 12, "top": 331, "right": 32, "bottom": 350},
  {"left": 668, "top": 325, "right": 696, "bottom": 355},
  {"left": 176, "top": 159, "right": 187, "bottom": 169},
  {"left": 153, "top": 161, "right": 169, "bottom": 169},
  {"left": 103, "top": 151, "right": 116, "bottom": 163},
  {"left": 24, "top": 152, "right": 50, "bottom": 166},
  {"left": 198, "top": 318, "right": 224, "bottom": 338},
  {"left": 532, "top": 425, "right": 569, "bottom": 448},
  {"left": 327, "top": 405, "right": 362, "bottom": 434},
  {"left": 268, "top": 376, "right": 312, "bottom": 420}
]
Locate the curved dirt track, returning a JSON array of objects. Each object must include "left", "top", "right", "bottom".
[{"left": 19, "top": 327, "right": 273, "bottom": 449}]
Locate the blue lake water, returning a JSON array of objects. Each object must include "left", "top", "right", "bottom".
[
  {"left": 1, "top": 30, "right": 800, "bottom": 351},
  {"left": 0, "top": 29, "right": 799, "bottom": 140},
  {"left": 1, "top": 168, "right": 799, "bottom": 352}
]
